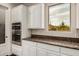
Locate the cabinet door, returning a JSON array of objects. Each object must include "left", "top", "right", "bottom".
[
  {"left": 12, "top": 8, "right": 16, "bottom": 22},
  {"left": 37, "top": 42, "right": 60, "bottom": 56},
  {"left": 22, "top": 40, "right": 37, "bottom": 56},
  {"left": 61, "top": 47, "right": 79, "bottom": 56},
  {"left": 36, "top": 48, "right": 48, "bottom": 56},
  {"left": 22, "top": 45, "right": 29, "bottom": 56},
  {"left": 36, "top": 48, "right": 59, "bottom": 56},
  {"left": 12, "top": 5, "right": 22, "bottom": 23},
  {"left": 22, "top": 45, "right": 36, "bottom": 56},
  {"left": 12, "top": 44, "right": 22, "bottom": 56},
  {"left": 29, "top": 46, "right": 36, "bottom": 56},
  {"left": 28, "top": 4, "right": 45, "bottom": 29}
]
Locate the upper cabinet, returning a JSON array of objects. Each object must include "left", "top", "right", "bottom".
[
  {"left": 12, "top": 4, "right": 31, "bottom": 38},
  {"left": 12, "top": 4, "right": 45, "bottom": 29},
  {"left": 28, "top": 4, "right": 45, "bottom": 29},
  {"left": 12, "top": 5, "right": 23, "bottom": 23},
  {"left": 76, "top": 4, "right": 79, "bottom": 29}
]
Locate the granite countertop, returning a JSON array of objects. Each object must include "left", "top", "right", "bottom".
[{"left": 23, "top": 35, "right": 79, "bottom": 50}]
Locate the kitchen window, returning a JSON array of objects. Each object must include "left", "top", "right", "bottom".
[{"left": 48, "top": 3, "right": 71, "bottom": 31}]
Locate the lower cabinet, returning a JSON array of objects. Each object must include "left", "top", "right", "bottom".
[
  {"left": 22, "top": 40, "right": 60, "bottom": 56},
  {"left": 12, "top": 44, "right": 22, "bottom": 56},
  {"left": 47, "top": 50, "right": 60, "bottom": 56},
  {"left": 22, "top": 40, "right": 79, "bottom": 56},
  {"left": 22, "top": 40, "right": 36, "bottom": 56},
  {"left": 36, "top": 43, "right": 60, "bottom": 56},
  {"left": 22, "top": 45, "right": 36, "bottom": 56},
  {"left": 0, "top": 44, "right": 11, "bottom": 56},
  {"left": 36, "top": 48, "right": 60, "bottom": 56},
  {"left": 60, "top": 47, "right": 79, "bottom": 56},
  {"left": 36, "top": 48, "right": 48, "bottom": 56}
]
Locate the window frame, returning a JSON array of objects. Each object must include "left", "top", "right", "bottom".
[{"left": 48, "top": 3, "right": 71, "bottom": 32}]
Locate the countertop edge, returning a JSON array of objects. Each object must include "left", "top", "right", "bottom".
[{"left": 22, "top": 38, "right": 79, "bottom": 50}]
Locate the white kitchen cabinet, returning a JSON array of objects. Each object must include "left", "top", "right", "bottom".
[
  {"left": 37, "top": 43, "right": 60, "bottom": 56},
  {"left": 11, "top": 4, "right": 31, "bottom": 56},
  {"left": 22, "top": 40, "right": 48, "bottom": 56},
  {"left": 12, "top": 44, "right": 22, "bottom": 56},
  {"left": 47, "top": 49, "right": 60, "bottom": 56},
  {"left": 22, "top": 40, "right": 37, "bottom": 56},
  {"left": 60, "top": 47, "right": 79, "bottom": 56},
  {"left": 22, "top": 40, "right": 60, "bottom": 56},
  {"left": 22, "top": 40, "right": 79, "bottom": 56},
  {"left": 37, "top": 42, "right": 60, "bottom": 52},
  {"left": 12, "top": 5, "right": 22, "bottom": 22},
  {"left": 28, "top": 4, "right": 45, "bottom": 29},
  {"left": 36, "top": 48, "right": 59, "bottom": 56},
  {"left": 12, "top": 4, "right": 31, "bottom": 39},
  {"left": 36, "top": 48, "right": 48, "bottom": 56},
  {"left": 76, "top": 4, "right": 79, "bottom": 29},
  {"left": 22, "top": 45, "right": 36, "bottom": 56}
]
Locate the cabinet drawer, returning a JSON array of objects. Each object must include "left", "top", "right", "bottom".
[
  {"left": 37, "top": 43, "right": 60, "bottom": 52},
  {"left": 61, "top": 47, "right": 79, "bottom": 56},
  {"left": 22, "top": 40, "right": 37, "bottom": 46}
]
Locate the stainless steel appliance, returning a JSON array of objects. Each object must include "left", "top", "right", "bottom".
[{"left": 12, "top": 22, "right": 21, "bottom": 45}]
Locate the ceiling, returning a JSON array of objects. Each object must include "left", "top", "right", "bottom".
[
  {"left": 0, "top": 3, "right": 37, "bottom": 8},
  {"left": 9, "top": 3, "right": 37, "bottom": 7}
]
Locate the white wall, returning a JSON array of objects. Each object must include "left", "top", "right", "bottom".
[{"left": 32, "top": 3, "right": 77, "bottom": 38}]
